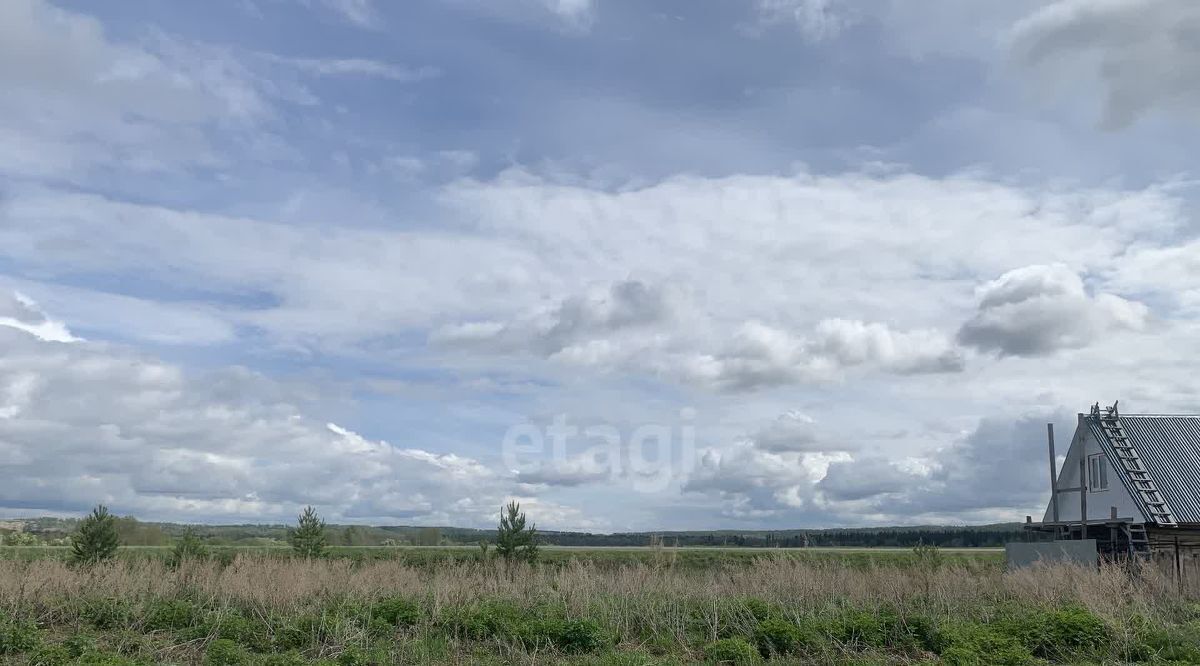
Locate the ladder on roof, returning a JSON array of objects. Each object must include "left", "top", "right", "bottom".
[{"left": 1093, "top": 402, "right": 1178, "bottom": 528}]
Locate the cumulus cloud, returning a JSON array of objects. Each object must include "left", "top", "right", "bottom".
[
  {"left": 685, "top": 410, "right": 1073, "bottom": 524},
  {"left": 1010, "top": 0, "right": 1200, "bottom": 128},
  {"left": 683, "top": 440, "right": 849, "bottom": 515},
  {"left": 817, "top": 457, "right": 918, "bottom": 501},
  {"left": 516, "top": 455, "right": 611, "bottom": 487},
  {"left": 0, "top": 304, "right": 536, "bottom": 526},
  {"left": 957, "top": 264, "right": 1148, "bottom": 357},
  {"left": 433, "top": 279, "right": 671, "bottom": 358},
  {"left": 748, "top": 411, "right": 824, "bottom": 453},
  {"left": 842, "top": 411, "right": 1076, "bottom": 521},
  {"left": 685, "top": 318, "right": 962, "bottom": 391}
]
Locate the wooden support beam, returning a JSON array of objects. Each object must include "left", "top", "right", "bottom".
[
  {"left": 1080, "top": 456, "right": 1088, "bottom": 539},
  {"left": 1048, "top": 423, "right": 1060, "bottom": 523}
]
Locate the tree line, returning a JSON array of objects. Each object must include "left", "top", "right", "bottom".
[{"left": 62, "top": 501, "right": 541, "bottom": 565}]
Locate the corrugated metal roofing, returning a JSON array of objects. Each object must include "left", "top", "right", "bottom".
[{"left": 1088, "top": 415, "right": 1200, "bottom": 525}]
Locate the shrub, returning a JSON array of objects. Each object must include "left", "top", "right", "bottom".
[
  {"left": 753, "top": 618, "right": 810, "bottom": 656},
  {"left": 370, "top": 597, "right": 422, "bottom": 627},
  {"left": 80, "top": 599, "right": 135, "bottom": 630},
  {"left": 1127, "top": 619, "right": 1200, "bottom": 663},
  {"left": 740, "top": 598, "right": 771, "bottom": 623},
  {"left": 995, "top": 605, "right": 1109, "bottom": 659},
  {"left": 829, "top": 609, "right": 888, "bottom": 648},
  {"left": 201, "top": 610, "right": 270, "bottom": 651},
  {"left": 703, "top": 638, "right": 760, "bottom": 664},
  {"left": 143, "top": 599, "right": 203, "bottom": 632},
  {"left": 274, "top": 614, "right": 322, "bottom": 651},
  {"left": 0, "top": 616, "right": 40, "bottom": 654},
  {"left": 934, "top": 623, "right": 1034, "bottom": 666},
  {"left": 548, "top": 617, "right": 610, "bottom": 654},
  {"left": 70, "top": 505, "right": 120, "bottom": 565},
  {"left": 442, "top": 600, "right": 544, "bottom": 647},
  {"left": 204, "top": 638, "right": 247, "bottom": 666}
]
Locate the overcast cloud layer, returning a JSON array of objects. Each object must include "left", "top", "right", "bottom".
[{"left": 1, "top": 0, "right": 1199, "bottom": 531}]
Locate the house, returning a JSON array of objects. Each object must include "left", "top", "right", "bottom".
[{"left": 1027, "top": 402, "right": 1200, "bottom": 558}]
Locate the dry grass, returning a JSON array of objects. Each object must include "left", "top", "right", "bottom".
[
  {"left": 0, "top": 554, "right": 1194, "bottom": 623},
  {"left": 2, "top": 555, "right": 1198, "bottom": 664}
]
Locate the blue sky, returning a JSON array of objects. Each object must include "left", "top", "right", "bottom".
[{"left": 2, "top": 0, "right": 1199, "bottom": 531}]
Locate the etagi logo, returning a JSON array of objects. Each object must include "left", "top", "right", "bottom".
[{"left": 501, "top": 409, "right": 697, "bottom": 493}]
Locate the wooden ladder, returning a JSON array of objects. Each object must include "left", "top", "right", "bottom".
[
  {"left": 1124, "top": 522, "right": 1152, "bottom": 557},
  {"left": 1095, "top": 404, "right": 1178, "bottom": 527}
]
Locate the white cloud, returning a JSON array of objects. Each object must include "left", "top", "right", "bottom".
[
  {"left": 1110, "top": 239, "right": 1200, "bottom": 316},
  {"left": 683, "top": 439, "right": 850, "bottom": 519},
  {"left": 540, "top": 0, "right": 595, "bottom": 28},
  {"left": 433, "top": 279, "right": 671, "bottom": 356},
  {"left": 818, "top": 456, "right": 917, "bottom": 501},
  {"left": 0, "top": 0, "right": 277, "bottom": 179},
  {"left": 263, "top": 55, "right": 439, "bottom": 82},
  {"left": 680, "top": 319, "right": 962, "bottom": 391},
  {"left": 1009, "top": 0, "right": 1200, "bottom": 128},
  {"left": 749, "top": 411, "right": 832, "bottom": 453},
  {"left": 2, "top": 169, "right": 1187, "bottom": 380},
  {"left": 753, "top": 0, "right": 852, "bottom": 42},
  {"left": 957, "top": 264, "right": 1148, "bottom": 356},
  {"left": 0, "top": 292, "right": 79, "bottom": 343},
  {"left": 318, "top": 0, "right": 380, "bottom": 28},
  {"left": 0, "top": 301, "right": 537, "bottom": 526}
]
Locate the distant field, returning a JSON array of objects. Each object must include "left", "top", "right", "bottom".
[{"left": 0, "top": 543, "right": 1005, "bottom": 569}]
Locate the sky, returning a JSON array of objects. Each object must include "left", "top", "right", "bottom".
[{"left": 1, "top": 0, "right": 1199, "bottom": 532}]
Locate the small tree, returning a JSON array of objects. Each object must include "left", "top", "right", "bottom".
[
  {"left": 170, "top": 527, "right": 209, "bottom": 566},
  {"left": 71, "top": 505, "right": 120, "bottom": 565},
  {"left": 495, "top": 501, "right": 538, "bottom": 563},
  {"left": 288, "top": 505, "right": 327, "bottom": 558},
  {"left": 415, "top": 527, "right": 441, "bottom": 547}
]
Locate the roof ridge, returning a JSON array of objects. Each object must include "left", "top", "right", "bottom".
[{"left": 1110, "top": 413, "right": 1200, "bottom": 418}]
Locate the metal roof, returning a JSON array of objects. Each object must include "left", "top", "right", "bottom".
[{"left": 1087, "top": 415, "right": 1200, "bottom": 525}]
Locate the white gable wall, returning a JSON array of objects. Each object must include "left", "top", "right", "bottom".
[{"left": 1041, "top": 416, "right": 1145, "bottom": 524}]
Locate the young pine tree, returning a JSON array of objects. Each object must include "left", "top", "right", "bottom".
[
  {"left": 289, "top": 505, "right": 327, "bottom": 558},
  {"left": 170, "top": 527, "right": 209, "bottom": 566},
  {"left": 70, "top": 505, "right": 120, "bottom": 565},
  {"left": 495, "top": 501, "right": 539, "bottom": 563}
]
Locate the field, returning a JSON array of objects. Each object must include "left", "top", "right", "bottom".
[
  {"left": 0, "top": 545, "right": 1005, "bottom": 569},
  {"left": 2, "top": 546, "right": 1199, "bottom": 665}
]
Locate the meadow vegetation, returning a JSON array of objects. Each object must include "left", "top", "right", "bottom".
[{"left": 0, "top": 553, "right": 1198, "bottom": 664}]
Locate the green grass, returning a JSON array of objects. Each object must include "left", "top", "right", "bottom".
[{"left": 0, "top": 587, "right": 1190, "bottom": 664}]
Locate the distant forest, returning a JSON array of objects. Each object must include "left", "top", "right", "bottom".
[{"left": 3, "top": 516, "right": 1028, "bottom": 548}]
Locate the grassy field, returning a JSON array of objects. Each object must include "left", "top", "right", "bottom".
[
  {"left": 0, "top": 547, "right": 1198, "bottom": 664},
  {"left": 0, "top": 545, "right": 1004, "bottom": 570}
]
